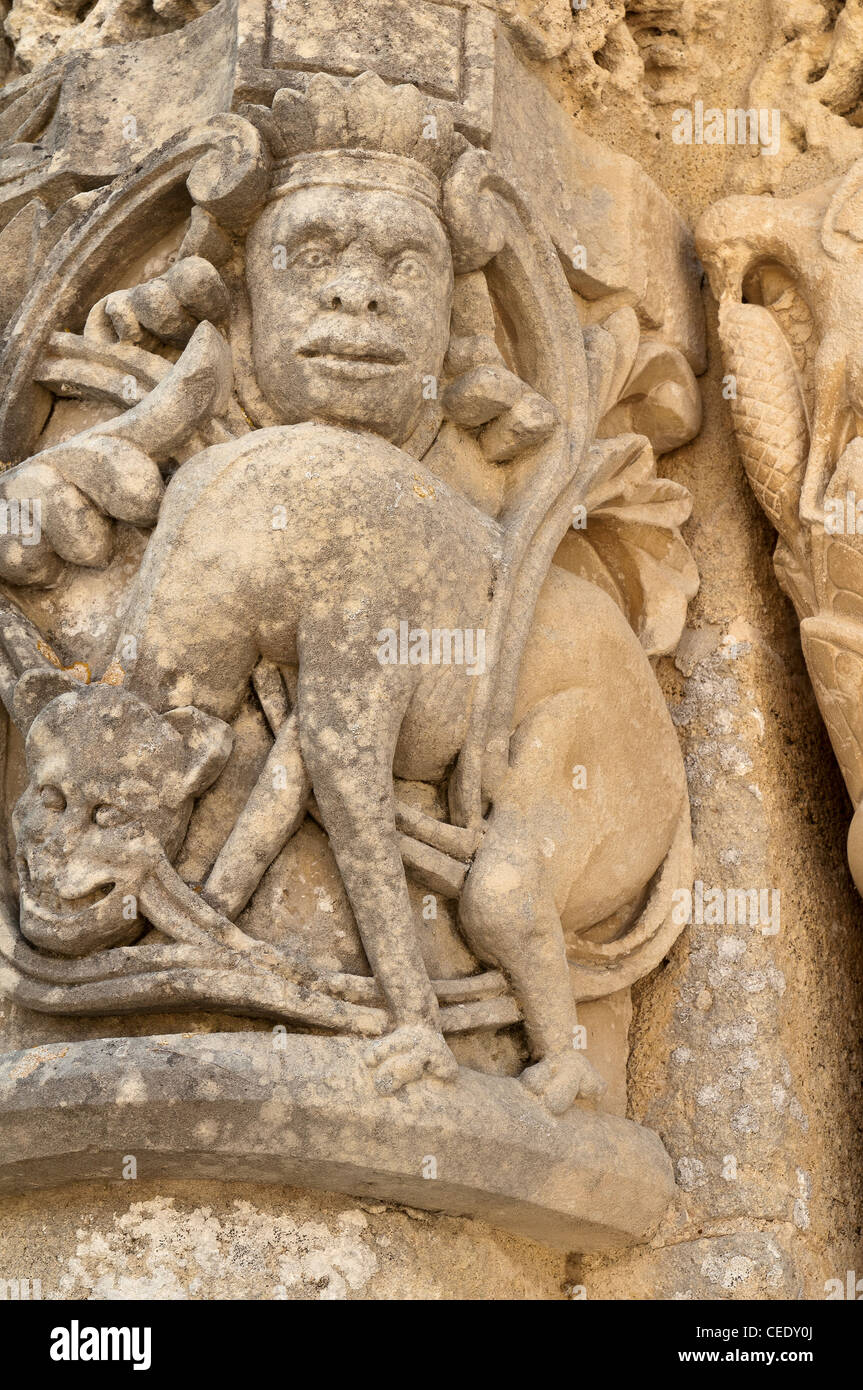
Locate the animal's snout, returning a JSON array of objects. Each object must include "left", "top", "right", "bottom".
[{"left": 25, "top": 845, "right": 114, "bottom": 904}]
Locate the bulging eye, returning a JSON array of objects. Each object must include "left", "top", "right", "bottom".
[
  {"left": 389, "top": 252, "right": 424, "bottom": 280},
  {"left": 39, "top": 786, "right": 65, "bottom": 812},
  {"left": 292, "top": 244, "right": 332, "bottom": 270},
  {"left": 92, "top": 803, "right": 125, "bottom": 828}
]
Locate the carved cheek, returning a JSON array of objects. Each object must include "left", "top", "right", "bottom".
[
  {"left": 13, "top": 794, "right": 55, "bottom": 844},
  {"left": 253, "top": 287, "right": 313, "bottom": 380},
  {"left": 92, "top": 822, "right": 158, "bottom": 879},
  {"left": 274, "top": 272, "right": 316, "bottom": 316},
  {"left": 398, "top": 285, "right": 449, "bottom": 362},
  {"left": 254, "top": 283, "right": 293, "bottom": 341}
]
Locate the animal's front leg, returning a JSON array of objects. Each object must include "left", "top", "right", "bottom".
[
  {"left": 365, "top": 1022, "right": 459, "bottom": 1094},
  {"left": 297, "top": 657, "right": 457, "bottom": 1094}
]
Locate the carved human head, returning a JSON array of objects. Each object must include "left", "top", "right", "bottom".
[
  {"left": 11, "top": 679, "right": 231, "bottom": 956},
  {"left": 247, "top": 186, "right": 452, "bottom": 443},
  {"left": 242, "top": 74, "right": 487, "bottom": 444}
]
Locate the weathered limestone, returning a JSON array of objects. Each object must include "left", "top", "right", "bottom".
[
  {"left": 565, "top": 2, "right": 863, "bottom": 1300},
  {"left": 0, "top": 0, "right": 861, "bottom": 1303},
  {"left": 0, "top": 1180, "right": 568, "bottom": 1299},
  {"left": 0, "top": 2, "right": 706, "bottom": 1284},
  {"left": 696, "top": 163, "right": 863, "bottom": 905},
  {"left": 0, "top": 1032, "right": 675, "bottom": 1250}
]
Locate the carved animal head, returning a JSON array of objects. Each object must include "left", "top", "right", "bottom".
[
  {"left": 11, "top": 677, "right": 232, "bottom": 957},
  {"left": 694, "top": 199, "right": 774, "bottom": 304}
]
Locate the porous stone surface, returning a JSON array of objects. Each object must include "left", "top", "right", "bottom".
[
  {"left": 0, "top": 1181, "right": 566, "bottom": 1299},
  {"left": 560, "top": 0, "right": 863, "bottom": 1298},
  {"left": 0, "top": 1032, "right": 675, "bottom": 1250},
  {"left": 0, "top": 0, "right": 704, "bottom": 1284},
  {"left": 1, "top": 0, "right": 862, "bottom": 1304}
]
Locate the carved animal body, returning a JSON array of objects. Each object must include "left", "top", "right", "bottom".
[
  {"left": 120, "top": 422, "right": 502, "bottom": 776},
  {"left": 14, "top": 419, "right": 687, "bottom": 1103},
  {"left": 696, "top": 176, "right": 863, "bottom": 519}
]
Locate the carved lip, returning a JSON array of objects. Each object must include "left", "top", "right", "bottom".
[
  {"left": 17, "top": 866, "right": 128, "bottom": 956},
  {"left": 22, "top": 880, "right": 115, "bottom": 918},
  {"left": 18, "top": 867, "right": 120, "bottom": 934},
  {"left": 297, "top": 337, "right": 406, "bottom": 380}
]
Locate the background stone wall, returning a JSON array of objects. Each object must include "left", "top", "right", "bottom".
[
  {"left": 0, "top": 1181, "right": 567, "bottom": 1300},
  {"left": 559, "top": 0, "right": 863, "bottom": 1301}
]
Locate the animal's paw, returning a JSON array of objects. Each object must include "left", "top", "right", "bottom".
[
  {"left": 365, "top": 1022, "right": 458, "bottom": 1095},
  {"left": 520, "top": 1050, "right": 607, "bottom": 1115}
]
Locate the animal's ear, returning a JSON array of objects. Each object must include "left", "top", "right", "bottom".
[
  {"left": 13, "top": 667, "right": 86, "bottom": 735},
  {"left": 162, "top": 706, "right": 234, "bottom": 796}
]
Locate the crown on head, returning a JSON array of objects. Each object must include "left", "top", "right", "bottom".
[{"left": 246, "top": 71, "right": 465, "bottom": 213}]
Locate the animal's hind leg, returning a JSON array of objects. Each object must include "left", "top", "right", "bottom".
[
  {"left": 460, "top": 814, "right": 605, "bottom": 1114},
  {"left": 460, "top": 690, "right": 612, "bottom": 1114},
  {"left": 296, "top": 643, "right": 457, "bottom": 1093}
]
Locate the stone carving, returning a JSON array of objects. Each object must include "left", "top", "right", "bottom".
[
  {"left": 569, "top": 0, "right": 727, "bottom": 127},
  {"left": 735, "top": 1, "right": 863, "bottom": 192},
  {"left": 0, "top": 3, "right": 703, "bottom": 1246},
  {"left": 0, "top": 0, "right": 236, "bottom": 238},
  {"left": 3, "top": 0, "right": 215, "bottom": 76},
  {"left": 698, "top": 167, "right": 863, "bottom": 894}
]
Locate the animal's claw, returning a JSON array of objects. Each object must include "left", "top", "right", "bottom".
[
  {"left": 365, "top": 1022, "right": 458, "bottom": 1094},
  {"left": 521, "top": 1049, "right": 606, "bottom": 1115}
]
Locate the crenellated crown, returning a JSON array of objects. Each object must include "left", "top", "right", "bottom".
[{"left": 244, "top": 71, "right": 466, "bottom": 213}]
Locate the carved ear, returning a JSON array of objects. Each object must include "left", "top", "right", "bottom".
[
  {"left": 13, "top": 667, "right": 87, "bottom": 735},
  {"left": 162, "top": 706, "right": 234, "bottom": 797},
  {"left": 442, "top": 150, "right": 508, "bottom": 274}
]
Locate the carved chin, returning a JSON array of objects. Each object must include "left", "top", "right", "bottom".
[
  {"left": 284, "top": 362, "right": 421, "bottom": 440},
  {"left": 18, "top": 879, "right": 143, "bottom": 957}
]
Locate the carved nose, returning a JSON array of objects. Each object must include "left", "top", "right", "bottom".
[{"left": 322, "top": 278, "right": 382, "bottom": 314}]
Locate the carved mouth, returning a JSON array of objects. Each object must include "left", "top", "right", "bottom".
[
  {"left": 298, "top": 342, "right": 406, "bottom": 379},
  {"left": 23, "top": 879, "right": 115, "bottom": 917},
  {"left": 16, "top": 861, "right": 138, "bottom": 956}
]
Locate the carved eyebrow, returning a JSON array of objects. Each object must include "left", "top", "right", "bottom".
[
  {"left": 363, "top": 233, "right": 447, "bottom": 268},
  {"left": 278, "top": 217, "right": 447, "bottom": 263},
  {"left": 384, "top": 239, "right": 434, "bottom": 257},
  {"left": 75, "top": 782, "right": 158, "bottom": 807},
  {"left": 280, "top": 217, "right": 345, "bottom": 244}
]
